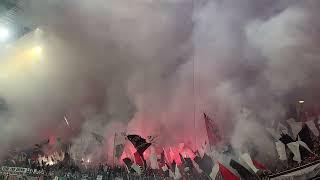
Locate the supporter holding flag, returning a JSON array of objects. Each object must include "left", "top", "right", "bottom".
[
  {"left": 127, "top": 135, "right": 151, "bottom": 156},
  {"left": 127, "top": 134, "right": 152, "bottom": 169}
]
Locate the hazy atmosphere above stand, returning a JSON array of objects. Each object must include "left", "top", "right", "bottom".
[{"left": 0, "top": 0, "right": 319, "bottom": 163}]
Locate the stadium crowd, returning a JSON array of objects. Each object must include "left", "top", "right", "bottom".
[{"left": 1, "top": 110, "right": 320, "bottom": 179}]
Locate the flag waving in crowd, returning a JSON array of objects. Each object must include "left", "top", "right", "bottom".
[
  {"left": 5, "top": 108, "right": 320, "bottom": 180},
  {"left": 113, "top": 132, "right": 126, "bottom": 160},
  {"left": 126, "top": 135, "right": 151, "bottom": 156},
  {"left": 204, "top": 113, "right": 222, "bottom": 147},
  {"left": 126, "top": 134, "right": 152, "bottom": 170},
  {"left": 91, "top": 132, "right": 105, "bottom": 145}
]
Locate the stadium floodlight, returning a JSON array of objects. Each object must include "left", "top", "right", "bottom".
[
  {"left": 0, "top": 26, "right": 10, "bottom": 42},
  {"left": 32, "top": 46, "right": 43, "bottom": 55}
]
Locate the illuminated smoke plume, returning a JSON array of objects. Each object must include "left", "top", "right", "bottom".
[{"left": 0, "top": 0, "right": 318, "bottom": 166}]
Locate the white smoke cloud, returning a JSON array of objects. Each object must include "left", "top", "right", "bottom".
[{"left": 0, "top": 0, "right": 318, "bottom": 166}]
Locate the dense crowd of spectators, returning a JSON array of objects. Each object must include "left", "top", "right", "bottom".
[{"left": 1, "top": 138, "right": 320, "bottom": 180}]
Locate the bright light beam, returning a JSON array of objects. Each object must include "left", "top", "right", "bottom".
[
  {"left": 299, "top": 100, "right": 305, "bottom": 104},
  {"left": 0, "top": 26, "right": 10, "bottom": 42}
]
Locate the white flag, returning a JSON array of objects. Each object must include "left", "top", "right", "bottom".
[
  {"left": 240, "top": 153, "right": 259, "bottom": 173},
  {"left": 287, "top": 142, "right": 301, "bottom": 163},
  {"left": 286, "top": 119, "right": 302, "bottom": 138},
  {"left": 277, "top": 123, "right": 289, "bottom": 135},
  {"left": 169, "top": 164, "right": 182, "bottom": 180},
  {"left": 131, "top": 164, "right": 142, "bottom": 175},
  {"left": 169, "top": 169, "right": 175, "bottom": 178},
  {"left": 305, "top": 120, "right": 319, "bottom": 136},
  {"left": 275, "top": 141, "right": 287, "bottom": 161},
  {"left": 149, "top": 146, "right": 159, "bottom": 169},
  {"left": 266, "top": 128, "right": 281, "bottom": 140},
  {"left": 162, "top": 164, "right": 169, "bottom": 171},
  {"left": 174, "top": 164, "right": 182, "bottom": 180},
  {"left": 210, "top": 162, "right": 220, "bottom": 180}
]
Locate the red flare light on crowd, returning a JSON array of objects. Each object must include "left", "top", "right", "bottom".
[{"left": 119, "top": 142, "right": 196, "bottom": 166}]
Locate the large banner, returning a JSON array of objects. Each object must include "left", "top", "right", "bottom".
[{"left": 0, "top": 166, "right": 44, "bottom": 176}]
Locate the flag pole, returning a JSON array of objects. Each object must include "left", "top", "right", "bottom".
[
  {"left": 192, "top": 0, "right": 197, "bottom": 151},
  {"left": 112, "top": 132, "right": 116, "bottom": 167}
]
